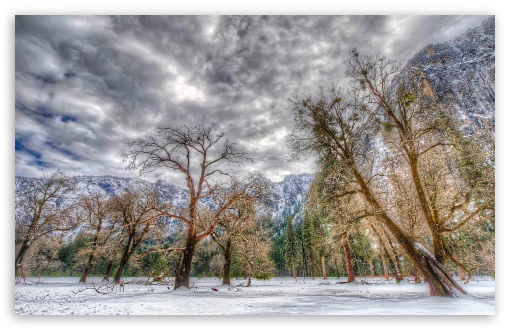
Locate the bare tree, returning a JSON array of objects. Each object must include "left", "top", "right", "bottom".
[
  {"left": 15, "top": 170, "right": 80, "bottom": 277},
  {"left": 123, "top": 124, "right": 258, "bottom": 289},
  {"left": 109, "top": 188, "right": 167, "bottom": 283},
  {"left": 210, "top": 184, "right": 269, "bottom": 285},
  {"left": 76, "top": 193, "right": 120, "bottom": 283}
]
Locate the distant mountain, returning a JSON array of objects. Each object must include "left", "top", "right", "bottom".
[
  {"left": 399, "top": 17, "right": 495, "bottom": 131},
  {"left": 15, "top": 173, "right": 315, "bottom": 228}
]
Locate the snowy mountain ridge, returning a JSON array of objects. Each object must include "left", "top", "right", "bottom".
[{"left": 15, "top": 173, "right": 315, "bottom": 225}]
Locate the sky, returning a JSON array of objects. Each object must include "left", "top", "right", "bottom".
[{"left": 15, "top": 15, "right": 490, "bottom": 185}]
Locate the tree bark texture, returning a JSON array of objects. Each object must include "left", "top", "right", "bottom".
[
  {"left": 343, "top": 234, "right": 355, "bottom": 283},
  {"left": 222, "top": 239, "right": 232, "bottom": 285},
  {"left": 174, "top": 236, "right": 197, "bottom": 289}
]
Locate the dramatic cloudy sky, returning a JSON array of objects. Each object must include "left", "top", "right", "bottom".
[{"left": 15, "top": 15, "right": 489, "bottom": 185}]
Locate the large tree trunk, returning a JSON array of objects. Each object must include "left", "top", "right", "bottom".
[
  {"left": 113, "top": 234, "right": 136, "bottom": 284},
  {"left": 222, "top": 239, "right": 232, "bottom": 285},
  {"left": 321, "top": 255, "right": 327, "bottom": 280},
  {"left": 343, "top": 234, "right": 355, "bottom": 283},
  {"left": 79, "top": 254, "right": 95, "bottom": 283},
  {"left": 380, "top": 213, "right": 465, "bottom": 296},
  {"left": 174, "top": 236, "right": 197, "bottom": 289},
  {"left": 15, "top": 241, "right": 30, "bottom": 277},
  {"left": 292, "top": 259, "right": 296, "bottom": 279},
  {"left": 114, "top": 245, "right": 133, "bottom": 284},
  {"left": 409, "top": 156, "right": 446, "bottom": 264}
]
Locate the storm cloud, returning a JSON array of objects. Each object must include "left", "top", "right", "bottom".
[{"left": 15, "top": 15, "right": 489, "bottom": 185}]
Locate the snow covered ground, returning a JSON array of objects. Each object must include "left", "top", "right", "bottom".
[{"left": 14, "top": 276, "right": 494, "bottom": 315}]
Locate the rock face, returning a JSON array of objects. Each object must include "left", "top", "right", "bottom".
[{"left": 401, "top": 17, "right": 495, "bottom": 129}]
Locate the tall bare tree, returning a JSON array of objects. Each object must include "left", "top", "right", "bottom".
[
  {"left": 15, "top": 170, "right": 80, "bottom": 277},
  {"left": 123, "top": 124, "right": 257, "bottom": 289}
]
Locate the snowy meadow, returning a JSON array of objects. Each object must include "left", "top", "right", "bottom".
[{"left": 14, "top": 276, "right": 495, "bottom": 315}]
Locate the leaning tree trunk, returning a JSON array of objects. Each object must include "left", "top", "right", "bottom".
[
  {"left": 79, "top": 254, "right": 95, "bottom": 283},
  {"left": 15, "top": 240, "right": 30, "bottom": 277},
  {"left": 80, "top": 236, "right": 100, "bottom": 283},
  {"left": 114, "top": 245, "right": 134, "bottom": 284},
  {"left": 222, "top": 239, "right": 232, "bottom": 285},
  {"left": 174, "top": 236, "right": 197, "bottom": 289},
  {"left": 384, "top": 247, "right": 401, "bottom": 283},
  {"left": 353, "top": 168, "right": 465, "bottom": 296},
  {"left": 379, "top": 211, "right": 466, "bottom": 297},
  {"left": 104, "top": 258, "right": 114, "bottom": 281},
  {"left": 408, "top": 156, "right": 447, "bottom": 264},
  {"left": 343, "top": 234, "right": 355, "bottom": 283}
]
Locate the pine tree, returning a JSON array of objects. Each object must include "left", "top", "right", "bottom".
[
  {"left": 302, "top": 212, "right": 315, "bottom": 278},
  {"left": 284, "top": 216, "right": 297, "bottom": 279}
]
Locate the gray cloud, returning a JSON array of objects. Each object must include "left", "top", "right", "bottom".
[{"left": 15, "top": 15, "right": 490, "bottom": 185}]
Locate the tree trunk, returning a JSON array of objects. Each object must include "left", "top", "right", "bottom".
[
  {"left": 309, "top": 252, "right": 315, "bottom": 279},
  {"left": 343, "top": 234, "right": 355, "bottom": 283},
  {"left": 104, "top": 258, "right": 114, "bottom": 281},
  {"left": 174, "top": 236, "right": 197, "bottom": 289},
  {"left": 409, "top": 156, "right": 446, "bottom": 264},
  {"left": 380, "top": 212, "right": 465, "bottom": 296},
  {"left": 292, "top": 259, "right": 296, "bottom": 279},
  {"left": 321, "top": 255, "right": 327, "bottom": 280},
  {"left": 387, "top": 236, "right": 404, "bottom": 283},
  {"left": 114, "top": 245, "right": 133, "bottom": 284},
  {"left": 381, "top": 255, "right": 389, "bottom": 280},
  {"left": 15, "top": 241, "right": 30, "bottom": 277},
  {"left": 80, "top": 236, "right": 100, "bottom": 283},
  {"left": 174, "top": 254, "right": 182, "bottom": 277},
  {"left": 301, "top": 239, "right": 308, "bottom": 278},
  {"left": 222, "top": 239, "right": 232, "bottom": 285},
  {"left": 352, "top": 167, "right": 465, "bottom": 296},
  {"left": 79, "top": 254, "right": 95, "bottom": 283}
]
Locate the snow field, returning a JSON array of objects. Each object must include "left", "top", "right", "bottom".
[{"left": 14, "top": 276, "right": 495, "bottom": 315}]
